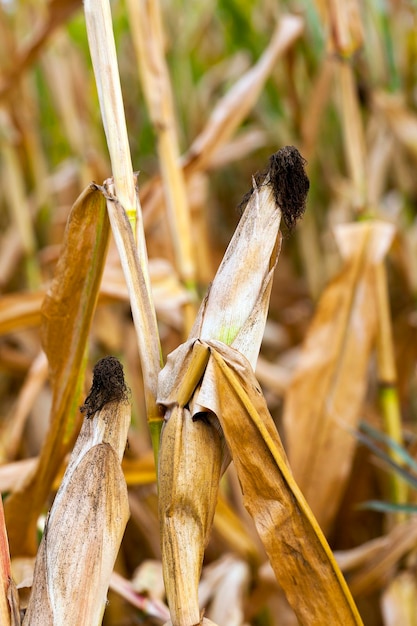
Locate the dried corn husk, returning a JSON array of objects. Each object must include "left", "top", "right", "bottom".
[{"left": 23, "top": 357, "right": 130, "bottom": 626}]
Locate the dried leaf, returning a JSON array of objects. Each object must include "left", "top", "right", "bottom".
[
  {"left": 283, "top": 221, "right": 395, "bottom": 534},
  {"left": 4, "top": 184, "right": 110, "bottom": 556},
  {"left": 206, "top": 341, "right": 362, "bottom": 625},
  {"left": 182, "top": 15, "right": 304, "bottom": 175},
  {"left": 159, "top": 339, "right": 363, "bottom": 625}
]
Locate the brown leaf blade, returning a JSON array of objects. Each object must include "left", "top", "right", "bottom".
[
  {"left": 205, "top": 341, "right": 363, "bottom": 626},
  {"left": 4, "top": 184, "right": 110, "bottom": 556}
]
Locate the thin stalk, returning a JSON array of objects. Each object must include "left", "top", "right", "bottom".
[
  {"left": 337, "top": 60, "right": 368, "bottom": 214},
  {"left": 0, "top": 113, "right": 40, "bottom": 289},
  {"left": 375, "top": 261, "right": 408, "bottom": 515},
  {"left": 84, "top": 0, "right": 164, "bottom": 458},
  {"left": 126, "top": 0, "right": 198, "bottom": 334},
  {"left": 84, "top": 0, "right": 137, "bottom": 235}
]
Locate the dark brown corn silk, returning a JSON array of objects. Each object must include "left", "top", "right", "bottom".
[
  {"left": 238, "top": 145, "right": 309, "bottom": 231},
  {"left": 80, "top": 356, "right": 129, "bottom": 419}
]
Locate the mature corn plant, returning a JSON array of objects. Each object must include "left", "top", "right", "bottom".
[{"left": 0, "top": 0, "right": 417, "bottom": 625}]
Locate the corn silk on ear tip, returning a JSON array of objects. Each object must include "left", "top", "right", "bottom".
[
  {"left": 238, "top": 145, "right": 309, "bottom": 231},
  {"left": 80, "top": 356, "right": 130, "bottom": 419}
]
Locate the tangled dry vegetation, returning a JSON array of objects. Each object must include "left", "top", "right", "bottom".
[{"left": 0, "top": 1, "right": 417, "bottom": 625}]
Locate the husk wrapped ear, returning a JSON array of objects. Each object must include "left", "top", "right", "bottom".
[
  {"left": 157, "top": 148, "right": 311, "bottom": 625},
  {"left": 23, "top": 357, "right": 131, "bottom": 626}
]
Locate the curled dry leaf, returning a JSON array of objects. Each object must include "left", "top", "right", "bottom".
[
  {"left": 4, "top": 184, "right": 110, "bottom": 557},
  {"left": 23, "top": 357, "right": 131, "bottom": 626},
  {"left": 283, "top": 221, "right": 395, "bottom": 535}
]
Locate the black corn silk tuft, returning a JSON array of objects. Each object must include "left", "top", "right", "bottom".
[
  {"left": 238, "top": 146, "right": 309, "bottom": 232},
  {"left": 80, "top": 356, "right": 129, "bottom": 419}
]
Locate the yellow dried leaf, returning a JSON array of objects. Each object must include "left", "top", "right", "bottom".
[{"left": 205, "top": 341, "right": 362, "bottom": 625}]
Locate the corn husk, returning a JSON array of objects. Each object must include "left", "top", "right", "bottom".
[
  {"left": 157, "top": 150, "right": 293, "bottom": 625},
  {"left": 22, "top": 357, "right": 130, "bottom": 626}
]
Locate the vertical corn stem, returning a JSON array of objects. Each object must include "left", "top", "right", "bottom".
[
  {"left": 84, "top": 0, "right": 163, "bottom": 456},
  {"left": 84, "top": 0, "right": 137, "bottom": 236},
  {"left": 375, "top": 261, "right": 407, "bottom": 514},
  {"left": 126, "top": 0, "right": 198, "bottom": 333}
]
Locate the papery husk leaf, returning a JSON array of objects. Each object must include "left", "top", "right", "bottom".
[
  {"left": 194, "top": 180, "right": 282, "bottom": 369},
  {"left": 283, "top": 221, "right": 395, "bottom": 534},
  {"left": 158, "top": 404, "right": 222, "bottom": 626},
  {"left": 158, "top": 339, "right": 362, "bottom": 625},
  {"left": 23, "top": 395, "right": 130, "bottom": 626},
  {"left": 4, "top": 184, "right": 110, "bottom": 556},
  {"left": 202, "top": 341, "right": 362, "bottom": 626}
]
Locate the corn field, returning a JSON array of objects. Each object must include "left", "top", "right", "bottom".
[{"left": 0, "top": 0, "right": 417, "bottom": 625}]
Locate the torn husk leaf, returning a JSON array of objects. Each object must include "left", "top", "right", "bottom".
[
  {"left": 283, "top": 221, "right": 395, "bottom": 534},
  {"left": 23, "top": 357, "right": 130, "bottom": 626},
  {"left": 158, "top": 148, "right": 309, "bottom": 625}
]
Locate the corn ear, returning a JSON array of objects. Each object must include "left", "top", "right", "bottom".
[
  {"left": 158, "top": 148, "right": 309, "bottom": 624},
  {"left": 23, "top": 357, "right": 130, "bottom": 626}
]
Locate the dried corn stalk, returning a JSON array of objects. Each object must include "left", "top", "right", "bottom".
[{"left": 23, "top": 357, "right": 131, "bottom": 626}]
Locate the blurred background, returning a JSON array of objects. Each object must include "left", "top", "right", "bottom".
[{"left": 1, "top": 0, "right": 417, "bottom": 624}]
